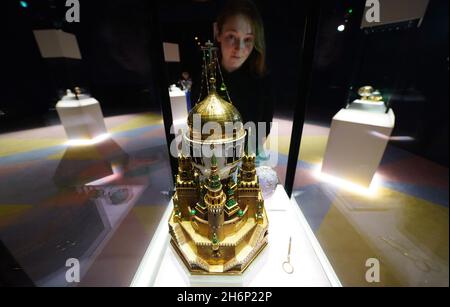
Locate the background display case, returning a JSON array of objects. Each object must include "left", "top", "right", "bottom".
[{"left": 285, "top": 0, "right": 449, "bottom": 287}]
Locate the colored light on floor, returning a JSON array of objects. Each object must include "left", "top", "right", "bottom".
[
  {"left": 370, "top": 131, "right": 415, "bottom": 142},
  {"left": 65, "top": 133, "right": 111, "bottom": 147},
  {"left": 313, "top": 164, "right": 381, "bottom": 197}
]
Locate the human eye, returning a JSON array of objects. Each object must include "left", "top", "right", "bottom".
[
  {"left": 244, "top": 37, "right": 254, "bottom": 46},
  {"left": 225, "top": 33, "right": 236, "bottom": 42}
]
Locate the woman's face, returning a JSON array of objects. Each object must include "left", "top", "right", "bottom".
[{"left": 217, "top": 14, "right": 255, "bottom": 73}]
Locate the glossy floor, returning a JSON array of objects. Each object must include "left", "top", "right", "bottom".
[{"left": 268, "top": 118, "right": 449, "bottom": 287}]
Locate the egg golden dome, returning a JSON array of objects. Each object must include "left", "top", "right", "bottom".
[{"left": 187, "top": 90, "right": 244, "bottom": 141}]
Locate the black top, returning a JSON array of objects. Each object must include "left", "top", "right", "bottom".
[{"left": 192, "top": 62, "right": 275, "bottom": 138}]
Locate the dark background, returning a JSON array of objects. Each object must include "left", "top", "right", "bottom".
[{"left": 1, "top": 0, "right": 448, "bottom": 166}]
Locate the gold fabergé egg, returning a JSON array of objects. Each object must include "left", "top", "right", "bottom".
[
  {"left": 368, "top": 94, "right": 383, "bottom": 102},
  {"left": 185, "top": 89, "right": 246, "bottom": 180},
  {"left": 358, "top": 85, "right": 374, "bottom": 99}
]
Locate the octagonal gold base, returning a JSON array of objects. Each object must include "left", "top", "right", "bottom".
[{"left": 169, "top": 209, "right": 269, "bottom": 275}]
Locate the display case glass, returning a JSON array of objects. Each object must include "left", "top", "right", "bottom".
[{"left": 2, "top": 1, "right": 174, "bottom": 287}]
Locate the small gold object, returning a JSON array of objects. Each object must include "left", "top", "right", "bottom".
[
  {"left": 368, "top": 94, "right": 383, "bottom": 102},
  {"left": 358, "top": 86, "right": 374, "bottom": 98},
  {"left": 358, "top": 86, "right": 383, "bottom": 103},
  {"left": 282, "top": 237, "right": 294, "bottom": 274},
  {"left": 74, "top": 87, "right": 82, "bottom": 100}
]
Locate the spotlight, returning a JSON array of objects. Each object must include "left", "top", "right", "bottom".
[
  {"left": 19, "top": 1, "right": 28, "bottom": 8},
  {"left": 313, "top": 163, "right": 381, "bottom": 197},
  {"left": 337, "top": 24, "right": 345, "bottom": 32}
]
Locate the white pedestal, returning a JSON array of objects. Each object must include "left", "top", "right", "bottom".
[
  {"left": 347, "top": 99, "right": 386, "bottom": 113},
  {"left": 169, "top": 87, "right": 189, "bottom": 128},
  {"left": 131, "top": 185, "right": 341, "bottom": 287},
  {"left": 56, "top": 95, "right": 107, "bottom": 140},
  {"left": 322, "top": 108, "right": 395, "bottom": 187}
]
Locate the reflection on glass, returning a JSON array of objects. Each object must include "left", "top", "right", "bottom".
[{"left": 0, "top": 136, "right": 168, "bottom": 286}]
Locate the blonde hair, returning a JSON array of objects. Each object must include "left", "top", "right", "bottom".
[{"left": 217, "top": 0, "right": 267, "bottom": 76}]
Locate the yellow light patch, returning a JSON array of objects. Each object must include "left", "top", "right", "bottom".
[
  {"left": 267, "top": 135, "right": 328, "bottom": 164},
  {"left": 133, "top": 205, "right": 168, "bottom": 236},
  {"left": 0, "top": 139, "right": 64, "bottom": 158},
  {"left": 316, "top": 186, "right": 449, "bottom": 286},
  {"left": 110, "top": 113, "right": 163, "bottom": 134},
  {"left": 0, "top": 205, "right": 33, "bottom": 227}
]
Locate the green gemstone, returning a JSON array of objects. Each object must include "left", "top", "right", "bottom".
[
  {"left": 226, "top": 199, "right": 236, "bottom": 208},
  {"left": 238, "top": 210, "right": 244, "bottom": 217},
  {"left": 211, "top": 154, "right": 217, "bottom": 166},
  {"left": 210, "top": 181, "right": 220, "bottom": 189},
  {"left": 190, "top": 209, "right": 196, "bottom": 215}
]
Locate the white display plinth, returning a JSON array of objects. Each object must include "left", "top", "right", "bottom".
[
  {"left": 169, "top": 87, "right": 188, "bottom": 129},
  {"left": 322, "top": 108, "right": 395, "bottom": 187},
  {"left": 56, "top": 95, "right": 107, "bottom": 140},
  {"left": 347, "top": 99, "right": 386, "bottom": 113},
  {"left": 131, "top": 185, "right": 341, "bottom": 287}
]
